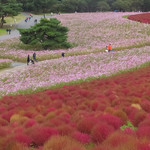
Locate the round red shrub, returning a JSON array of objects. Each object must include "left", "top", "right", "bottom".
[
  {"left": 136, "top": 126, "right": 150, "bottom": 138},
  {"left": 91, "top": 122, "right": 114, "bottom": 143},
  {"left": 25, "top": 119, "right": 37, "bottom": 128},
  {"left": 14, "top": 133, "right": 32, "bottom": 145},
  {"left": 77, "top": 117, "right": 98, "bottom": 134},
  {"left": 28, "top": 126, "right": 58, "bottom": 146},
  {"left": 98, "top": 114, "right": 123, "bottom": 129},
  {"left": 72, "top": 131, "right": 90, "bottom": 144},
  {"left": 140, "top": 99, "right": 150, "bottom": 113}
]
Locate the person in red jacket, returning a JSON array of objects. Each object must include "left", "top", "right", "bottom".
[{"left": 108, "top": 44, "right": 111, "bottom": 52}]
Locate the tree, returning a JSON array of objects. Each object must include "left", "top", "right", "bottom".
[
  {"left": 0, "top": 0, "right": 22, "bottom": 27},
  {"left": 112, "top": 0, "right": 131, "bottom": 11},
  {"left": 97, "top": 1, "right": 110, "bottom": 11},
  {"left": 18, "top": 18, "right": 71, "bottom": 50}
]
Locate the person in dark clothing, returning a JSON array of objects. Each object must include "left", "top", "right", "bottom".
[
  {"left": 62, "top": 52, "right": 65, "bottom": 57},
  {"left": 27, "top": 55, "right": 30, "bottom": 65},
  {"left": 34, "top": 19, "right": 37, "bottom": 23},
  {"left": 6, "top": 29, "right": 9, "bottom": 34},
  {"left": 8, "top": 29, "right": 11, "bottom": 34},
  {"left": 33, "top": 52, "right": 38, "bottom": 62}
]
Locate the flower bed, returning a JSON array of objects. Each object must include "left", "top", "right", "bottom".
[
  {"left": 128, "top": 12, "right": 150, "bottom": 24},
  {"left": 0, "top": 59, "right": 12, "bottom": 69},
  {"left": 0, "top": 64, "right": 150, "bottom": 149},
  {"left": 0, "top": 46, "right": 150, "bottom": 97}
]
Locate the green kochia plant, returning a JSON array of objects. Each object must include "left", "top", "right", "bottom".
[
  {"left": 18, "top": 18, "right": 71, "bottom": 50},
  {"left": 120, "top": 121, "right": 137, "bottom": 131}
]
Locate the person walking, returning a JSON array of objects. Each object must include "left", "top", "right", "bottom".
[
  {"left": 27, "top": 55, "right": 30, "bottom": 65},
  {"left": 108, "top": 44, "right": 111, "bottom": 52},
  {"left": 33, "top": 52, "right": 38, "bottom": 62},
  {"left": 8, "top": 29, "right": 11, "bottom": 35}
]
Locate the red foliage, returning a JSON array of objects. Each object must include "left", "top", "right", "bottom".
[
  {"left": 14, "top": 133, "right": 32, "bottom": 145},
  {"left": 72, "top": 131, "right": 91, "bottom": 144},
  {"left": 128, "top": 13, "right": 150, "bottom": 24},
  {"left": 25, "top": 119, "right": 37, "bottom": 128},
  {"left": 98, "top": 114, "right": 123, "bottom": 129},
  {"left": 27, "top": 126, "right": 58, "bottom": 146},
  {"left": 1, "top": 110, "right": 14, "bottom": 122},
  {"left": 77, "top": 117, "right": 98, "bottom": 134},
  {"left": 140, "top": 99, "right": 150, "bottom": 113},
  {"left": 136, "top": 126, "right": 150, "bottom": 138},
  {"left": 91, "top": 122, "right": 114, "bottom": 143}
]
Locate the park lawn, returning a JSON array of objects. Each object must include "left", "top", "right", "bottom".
[
  {"left": 0, "top": 29, "right": 7, "bottom": 36},
  {"left": 5, "top": 13, "right": 25, "bottom": 25}
]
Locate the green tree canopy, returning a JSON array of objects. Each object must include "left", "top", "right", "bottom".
[
  {"left": 18, "top": 18, "right": 71, "bottom": 50},
  {"left": 0, "top": 0, "right": 22, "bottom": 27}
]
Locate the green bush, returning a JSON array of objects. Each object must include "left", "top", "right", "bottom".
[{"left": 18, "top": 18, "right": 71, "bottom": 50}]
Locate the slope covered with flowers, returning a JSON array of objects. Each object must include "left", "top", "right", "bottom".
[
  {"left": 0, "top": 12, "right": 150, "bottom": 63},
  {"left": 1, "top": 46, "right": 150, "bottom": 97},
  {"left": 1, "top": 65, "right": 150, "bottom": 149},
  {"left": 128, "top": 12, "right": 150, "bottom": 24}
]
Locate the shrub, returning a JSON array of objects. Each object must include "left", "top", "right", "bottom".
[
  {"left": 72, "top": 131, "right": 91, "bottom": 144},
  {"left": 91, "top": 122, "right": 114, "bottom": 143},
  {"left": 113, "top": 110, "right": 128, "bottom": 123},
  {"left": 77, "top": 117, "right": 98, "bottom": 134},
  {"left": 98, "top": 114, "right": 123, "bottom": 129},
  {"left": 57, "top": 124, "right": 75, "bottom": 136},
  {"left": 43, "top": 135, "right": 86, "bottom": 150},
  {"left": 136, "top": 126, "right": 150, "bottom": 138},
  {"left": 14, "top": 133, "right": 32, "bottom": 145},
  {"left": 27, "top": 125, "right": 58, "bottom": 146},
  {"left": 140, "top": 99, "right": 150, "bottom": 113},
  {"left": 1, "top": 111, "right": 14, "bottom": 122},
  {"left": 25, "top": 119, "right": 37, "bottom": 128},
  {"left": 133, "top": 110, "right": 147, "bottom": 127}
]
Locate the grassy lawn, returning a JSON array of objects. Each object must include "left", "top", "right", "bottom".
[
  {"left": 0, "top": 29, "right": 7, "bottom": 36},
  {"left": 5, "top": 13, "right": 25, "bottom": 25}
]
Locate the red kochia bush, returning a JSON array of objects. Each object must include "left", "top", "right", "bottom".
[
  {"left": 27, "top": 126, "right": 58, "bottom": 146},
  {"left": 136, "top": 126, "right": 150, "bottom": 138},
  {"left": 140, "top": 99, "right": 150, "bottom": 113},
  {"left": 77, "top": 117, "right": 98, "bottom": 134},
  {"left": 72, "top": 131, "right": 90, "bottom": 144},
  {"left": 14, "top": 133, "right": 32, "bottom": 145},
  {"left": 91, "top": 122, "right": 114, "bottom": 143},
  {"left": 98, "top": 114, "right": 123, "bottom": 129},
  {"left": 25, "top": 119, "right": 37, "bottom": 128}
]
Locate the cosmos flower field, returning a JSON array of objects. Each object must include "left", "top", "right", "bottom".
[{"left": 0, "top": 12, "right": 150, "bottom": 150}]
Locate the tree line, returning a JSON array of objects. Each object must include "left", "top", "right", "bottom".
[
  {"left": 17, "top": 0, "right": 150, "bottom": 13},
  {"left": 0, "top": 0, "right": 150, "bottom": 27}
]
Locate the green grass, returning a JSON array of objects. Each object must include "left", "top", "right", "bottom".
[
  {"left": 0, "top": 29, "right": 7, "bottom": 36},
  {"left": 123, "top": 15, "right": 130, "bottom": 19},
  {"left": 5, "top": 14, "right": 25, "bottom": 25}
]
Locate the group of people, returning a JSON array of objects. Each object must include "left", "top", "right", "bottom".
[
  {"left": 105, "top": 44, "right": 114, "bottom": 52},
  {"left": 6, "top": 28, "right": 11, "bottom": 34},
  {"left": 25, "top": 13, "right": 33, "bottom": 22},
  {"left": 27, "top": 52, "right": 38, "bottom": 65}
]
